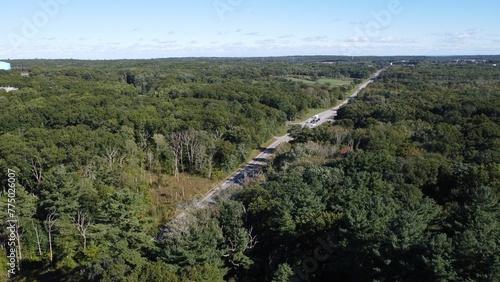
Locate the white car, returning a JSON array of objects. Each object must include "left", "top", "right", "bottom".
[{"left": 309, "top": 117, "right": 321, "bottom": 126}]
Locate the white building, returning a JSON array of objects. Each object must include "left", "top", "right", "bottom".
[{"left": 0, "top": 61, "right": 11, "bottom": 70}]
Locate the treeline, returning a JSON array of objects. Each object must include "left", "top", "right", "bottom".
[
  {"left": 158, "top": 63, "right": 499, "bottom": 281},
  {"left": 0, "top": 59, "right": 374, "bottom": 281}
]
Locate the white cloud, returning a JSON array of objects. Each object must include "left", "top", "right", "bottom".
[
  {"left": 429, "top": 28, "right": 481, "bottom": 44},
  {"left": 244, "top": 32, "right": 263, "bottom": 36},
  {"left": 350, "top": 20, "right": 370, "bottom": 26},
  {"left": 301, "top": 36, "right": 329, "bottom": 42},
  {"left": 158, "top": 40, "right": 177, "bottom": 45},
  {"left": 255, "top": 39, "right": 276, "bottom": 45},
  {"left": 344, "top": 36, "right": 416, "bottom": 43}
]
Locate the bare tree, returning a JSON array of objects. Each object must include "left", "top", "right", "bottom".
[
  {"left": 139, "top": 130, "right": 152, "bottom": 151},
  {"left": 169, "top": 132, "right": 184, "bottom": 181},
  {"left": 44, "top": 211, "right": 57, "bottom": 263},
  {"left": 214, "top": 129, "right": 224, "bottom": 140},
  {"left": 15, "top": 218, "right": 22, "bottom": 272},
  {"left": 71, "top": 210, "right": 91, "bottom": 250},
  {"left": 244, "top": 226, "right": 258, "bottom": 251},
  {"left": 82, "top": 160, "right": 97, "bottom": 181},
  {"left": 206, "top": 153, "right": 214, "bottom": 179},
  {"left": 30, "top": 155, "right": 43, "bottom": 185},
  {"left": 222, "top": 226, "right": 258, "bottom": 267},
  {"left": 194, "top": 144, "right": 214, "bottom": 178},
  {"left": 146, "top": 149, "right": 154, "bottom": 185},
  {"left": 347, "top": 136, "right": 355, "bottom": 150},
  {"left": 152, "top": 133, "right": 168, "bottom": 152},
  {"left": 104, "top": 146, "right": 119, "bottom": 167},
  {"left": 31, "top": 219, "right": 43, "bottom": 259},
  {"left": 169, "top": 129, "right": 215, "bottom": 179},
  {"left": 184, "top": 128, "right": 203, "bottom": 168},
  {"left": 194, "top": 143, "right": 206, "bottom": 170},
  {"left": 333, "top": 127, "right": 349, "bottom": 146}
]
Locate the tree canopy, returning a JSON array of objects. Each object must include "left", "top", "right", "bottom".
[{"left": 1, "top": 57, "right": 499, "bottom": 281}]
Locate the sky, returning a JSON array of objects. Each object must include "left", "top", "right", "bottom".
[{"left": 1, "top": 0, "right": 500, "bottom": 59}]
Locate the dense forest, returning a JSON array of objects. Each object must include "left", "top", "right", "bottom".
[
  {"left": 0, "top": 57, "right": 499, "bottom": 281},
  {"left": 0, "top": 57, "right": 375, "bottom": 281},
  {"left": 237, "top": 62, "right": 500, "bottom": 281}
]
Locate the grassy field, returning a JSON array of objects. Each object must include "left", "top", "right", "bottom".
[
  {"left": 287, "top": 76, "right": 352, "bottom": 86},
  {"left": 150, "top": 172, "right": 221, "bottom": 222},
  {"left": 273, "top": 125, "right": 289, "bottom": 137}
]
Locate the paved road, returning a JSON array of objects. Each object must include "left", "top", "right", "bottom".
[
  {"left": 194, "top": 135, "right": 292, "bottom": 208},
  {"left": 306, "top": 68, "right": 385, "bottom": 128},
  {"left": 174, "top": 68, "right": 385, "bottom": 219}
]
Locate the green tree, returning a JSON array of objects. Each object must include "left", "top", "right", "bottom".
[
  {"left": 271, "top": 263, "right": 294, "bottom": 282},
  {"left": 451, "top": 186, "right": 500, "bottom": 281}
]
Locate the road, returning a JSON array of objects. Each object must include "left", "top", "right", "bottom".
[
  {"left": 197, "top": 135, "right": 292, "bottom": 206},
  {"left": 174, "top": 68, "right": 385, "bottom": 219},
  {"left": 173, "top": 134, "right": 293, "bottom": 220},
  {"left": 306, "top": 68, "right": 385, "bottom": 128}
]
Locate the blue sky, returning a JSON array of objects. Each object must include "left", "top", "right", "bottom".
[{"left": 1, "top": 0, "right": 499, "bottom": 59}]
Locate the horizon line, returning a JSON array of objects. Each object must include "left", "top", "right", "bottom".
[{"left": 2, "top": 54, "right": 500, "bottom": 61}]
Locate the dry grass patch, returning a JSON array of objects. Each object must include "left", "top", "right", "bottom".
[{"left": 149, "top": 172, "right": 219, "bottom": 223}]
